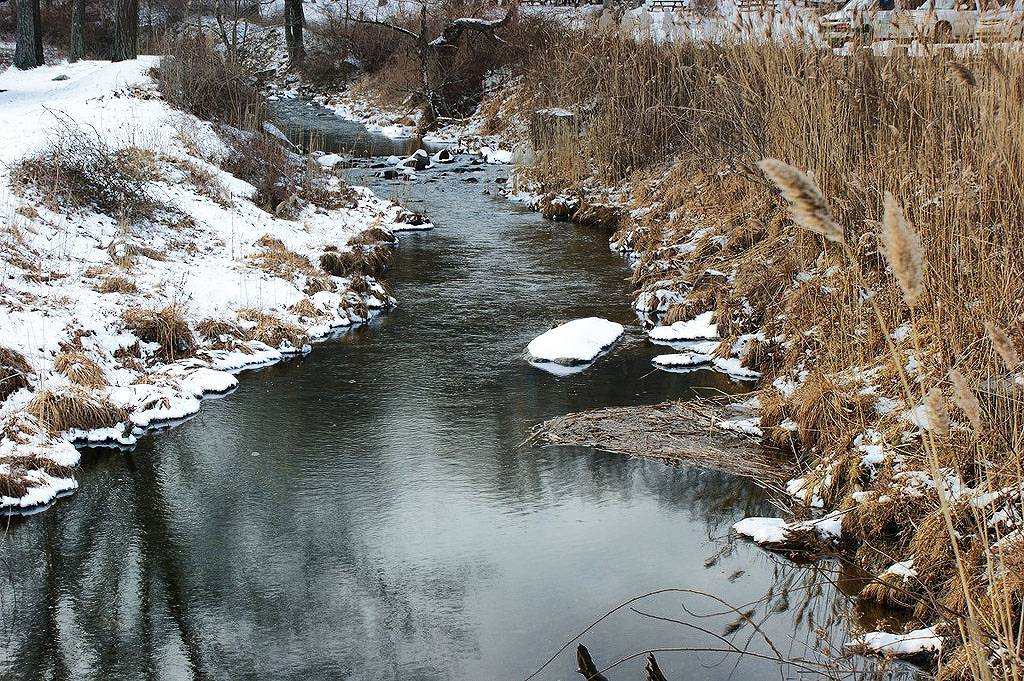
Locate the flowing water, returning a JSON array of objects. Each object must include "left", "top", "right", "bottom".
[{"left": 0, "top": 101, "right": 919, "bottom": 681}]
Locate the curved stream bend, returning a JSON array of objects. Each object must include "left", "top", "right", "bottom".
[{"left": 0, "top": 103, "right": 916, "bottom": 681}]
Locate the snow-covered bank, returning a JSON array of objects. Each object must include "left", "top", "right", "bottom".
[{"left": 0, "top": 58, "right": 427, "bottom": 513}]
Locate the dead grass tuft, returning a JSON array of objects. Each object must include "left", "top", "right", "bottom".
[
  {"left": 94, "top": 274, "right": 139, "bottom": 294},
  {"left": 0, "top": 346, "right": 33, "bottom": 403},
  {"left": 54, "top": 350, "right": 107, "bottom": 387},
  {"left": 238, "top": 309, "right": 310, "bottom": 349},
  {"left": 122, "top": 305, "right": 196, "bottom": 361},
  {"left": 25, "top": 389, "right": 128, "bottom": 437}
]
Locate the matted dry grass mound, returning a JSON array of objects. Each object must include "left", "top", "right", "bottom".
[
  {"left": 0, "top": 346, "right": 33, "bottom": 403},
  {"left": 238, "top": 309, "right": 310, "bottom": 349},
  {"left": 122, "top": 305, "right": 196, "bottom": 361},
  {"left": 53, "top": 350, "right": 107, "bottom": 387},
  {"left": 25, "top": 389, "right": 128, "bottom": 437}
]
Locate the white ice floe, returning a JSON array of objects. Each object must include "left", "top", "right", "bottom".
[
  {"left": 733, "top": 517, "right": 787, "bottom": 544},
  {"left": 648, "top": 311, "right": 719, "bottom": 341},
  {"left": 652, "top": 353, "right": 760, "bottom": 381},
  {"left": 652, "top": 352, "right": 713, "bottom": 368},
  {"left": 527, "top": 318, "right": 625, "bottom": 368},
  {"left": 852, "top": 626, "right": 942, "bottom": 656}
]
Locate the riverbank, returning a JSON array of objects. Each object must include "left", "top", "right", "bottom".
[
  {"left": 0, "top": 58, "right": 428, "bottom": 514},
  {"left": 240, "top": 4, "right": 1024, "bottom": 666},
  {"left": 356, "top": 23, "right": 1024, "bottom": 678}
]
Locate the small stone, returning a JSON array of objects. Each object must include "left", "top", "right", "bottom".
[{"left": 52, "top": 74, "right": 70, "bottom": 81}]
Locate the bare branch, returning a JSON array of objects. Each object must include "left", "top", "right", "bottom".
[
  {"left": 428, "top": 7, "right": 516, "bottom": 48},
  {"left": 346, "top": 15, "right": 420, "bottom": 41}
]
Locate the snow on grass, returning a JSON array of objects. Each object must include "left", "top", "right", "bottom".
[
  {"left": 648, "top": 311, "right": 719, "bottom": 341},
  {"left": 850, "top": 626, "right": 942, "bottom": 657},
  {"left": 0, "top": 58, "right": 417, "bottom": 513},
  {"left": 734, "top": 510, "right": 843, "bottom": 547},
  {"left": 715, "top": 417, "right": 762, "bottom": 437},
  {"left": 652, "top": 349, "right": 760, "bottom": 381},
  {"left": 527, "top": 317, "right": 624, "bottom": 370}
]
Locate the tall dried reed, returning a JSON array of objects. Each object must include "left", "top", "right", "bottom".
[{"left": 510, "top": 25, "right": 1024, "bottom": 681}]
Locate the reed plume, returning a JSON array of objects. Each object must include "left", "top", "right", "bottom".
[
  {"left": 950, "top": 368, "right": 983, "bottom": 434},
  {"left": 985, "top": 322, "right": 1020, "bottom": 371},
  {"left": 924, "top": 386, "right": 950, "bottom": 438},
  {"left": 880, "top": 192, "right": 925, "bottom": 307},
  {"left": 757, "top": 158, "right": 843, "bottom": 243},
  {"left": 946, "top": 61, "right": 978, "bottom": 87}
]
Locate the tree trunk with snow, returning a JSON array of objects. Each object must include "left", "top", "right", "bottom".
[
  {"left": 112, "top": 0, "right": 139, "bottom": 62},
  {"left": 14, "top": 0, "right": 43, "bottom": 70},
  {"left": 284, "top": 0, "right": 305, "bottom": 68},
  {"left": 70, "top": 0, "right": 85, "bottom": 62}
]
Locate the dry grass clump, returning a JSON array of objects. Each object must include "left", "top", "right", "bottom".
[
  {"left": 53, "top": 350, "right": 106, "bottom": 387},
  {"left": 347, "top": 227, "right": 398, "bottom": 247},
  {"left": 237, "top": 309, "right": 310, "bottom": 349},
  {"left": 0, "top": 346, "right": 33, "bottom": 403},
  {"left": 320, "top": 245, "right": 391, "bottom": 278},
  {"left": 25, "top": 389, "right": 128, "bottom": 437},
  {"left": 122, "top": 305, "right": 196, "bottom": 361},
  {"left": 107, "top": 240, "right": 167, "bottom": 270},
  {"left": 251, "top": 235, "right": 316, "bottom": 279},
  {"left": 11, "top": 122, "right": 162, "bottom": 224},
  {"left": 289, "top": 298, "right": 325, "bottom": 319},
  {"left": 94, "top": 274, "right": 139, "bottom": 294}
]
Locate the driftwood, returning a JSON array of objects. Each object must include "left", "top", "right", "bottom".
[
  {"left": 576, "top": 644, "right": 671, "bottom": 681},
  {"left": 524, "top": 400, "right": 792, "bottom": 485},
  {"left": 576, "top": 645, "right": 609, "bottom": 681}
]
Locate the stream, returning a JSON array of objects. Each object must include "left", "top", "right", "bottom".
[{"left": 0, "top": 100, "right": 921, "bottom": 681}]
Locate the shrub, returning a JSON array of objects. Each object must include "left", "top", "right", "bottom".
[
  {"left": 152, "top": 34, "right": 266, "bottom": 130},
  {"left": 11, "top": 123, "right": 162, "bottom": 224}
]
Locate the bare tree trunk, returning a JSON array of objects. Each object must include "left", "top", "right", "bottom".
[
  {"left": 283, "top": 0, "right": 305, "bottom": 68},
  {"left": 112, "top": 0, "right": 139, "bottom": 62},
  {"left": 14, "top": 0, "right": 43, "bottom": 69},
  {"left": 70, "top": 0, "right": 85, "bottom": 62}
]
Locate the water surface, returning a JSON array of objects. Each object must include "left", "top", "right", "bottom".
[{"left": 0, "top": 103, "right": 913, "bottom": 681}]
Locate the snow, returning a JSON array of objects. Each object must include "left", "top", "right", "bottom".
[
  {"left": 852, "top": 626, "right": 943, "bottom": 656},
  {"left": 652, "top": 352, "right": 760, "bottom": 381},
  {"left": 477, "top": 146, "right": 513, "bottom": 164},
  {"left": 733, "top": 517, "right": 787, "bottom": 544},
  {"left": 715, "top": 417, "right": 762, "bottom": 437},
  {"left": 527, "top": 318, "right": 625, "bottom": 367},
  {"left": 734, "top": 511, "right": 844, "bottom": 546},
  {"left": 648, "top": 311, "right": 719, "bottom": 341},
  {"left": 653, "top": 351, "right": 713, "bottom": 368},
  {"left": 884, "top": 559, "right": 917, "bottom": 581},
  {"left": 0, "top": 58, "right": 416, "bottom": 513}
]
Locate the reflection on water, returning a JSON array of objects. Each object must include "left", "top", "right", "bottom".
[{"left": 0, "top": 106, "right": 925, "bottom": 681}]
